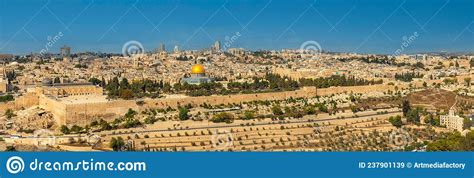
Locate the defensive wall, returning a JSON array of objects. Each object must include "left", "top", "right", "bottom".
[{"left": 4, "top": 75, "right": 473, "bottom": 127}]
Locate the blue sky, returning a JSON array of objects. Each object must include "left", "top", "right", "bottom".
[{"left": 0, "top": 0, "right": 473, "bottom": 54}]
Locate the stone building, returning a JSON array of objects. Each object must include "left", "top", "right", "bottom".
[
  {"left": 36, "top": 83, "right": 103, "bottom": 97},
  {"left": 181, "top": 64, "right": 212, "bottom": 85},
  {"left": 440, "top": 107, "right": 464, "bottom": 132},
  {"left": 0, "top": 67, "right": 10, "bottom": 93},
  {"left": 0, "top": 78, "right": 8, "bottom": 93}
]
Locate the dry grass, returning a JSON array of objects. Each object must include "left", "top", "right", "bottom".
[{"left": 408, "top": 89, "right": 456, "bottom": 111}]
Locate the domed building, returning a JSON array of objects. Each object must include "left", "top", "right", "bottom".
[
  {"left": 191, "top": 64, "right": 205, "bottom": 76},
  {"left": 181, "top": 64, "right": 213, "bottom": 85}
]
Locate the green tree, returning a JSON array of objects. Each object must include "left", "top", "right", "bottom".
[
  {"left": 60, "top": 125, "right": 70, "bottom": 134},
  {"left": 317, "top": 104, "right": 328, "bottom": 113},
  {"left": 304, "top": 106, "right": 316, "bottom": 115},
  {"left": 89, "top": 77, "right": 102, "bottom": 85},
  {"left": 178, "top": 107, "right": 189, "bottom": 120},
  {"left": 242, "top": 111, "right": 255, "bottom": 120},
  {"left": 389, "top": 115, "right": 403, "bottom": 128},
  {"left": 424, "top": 114, "right": 440, "bottom": 126},
  {"left": 101, "top": 77, "right": 106, "bottom": 88},
  {"left": 53, "top": 77, "right": 61, "bottom": 83},
  {"left": 70, "top": 125, "right": 83, "bottom": 133},
  {"left": 406, "top": 107, "right": 421, "bottom": 123},
  {"left": 125, "top": 108, "right": 137, "bottom": 118},
  {"left": 5, "top": 146, "right": 16, "bottom": 151},
  {"left": 463, "top": 118, "right": 471, "bottom": 130},
  {"left": 427, "top": 132, "right": 473, "bottom": 151},
  {"left": 271, "top": 105, "right": 284, "bottom": 116},
  {"left": 464, "top": 77, "right": 471, "bottom": 87},
  {"left": 106, "top": 77, "right": 120, "bottom": 98},
  {"left": 0, "top": 94, "right": 14, "bottom": 102},
  {"left": 4, "top": 109, "right": 14, "bottom": 119},
  {"left": 99, "top": 119, "right": 112, "bottom": 131},
  {"left": 119, "top": 89, "right": 134, "bottom": 99},
  {"left": 402, "top": 100, "right": 410, "bottom": 117},
  {"left": 144, "top": 117, "right": 157, "bottom": 124},
  {"left": 110, "top": 137, "right": 125, "bottom": 151},
  {"left": 120, "top": 78, "right": 130, "bottom": 89},
  {"left": 123, "top": 118, "right": 142, "bottom": 128},
  {"left": 210, "top": 112, "right": 234, "bottom": 123},
  {"left": 394, "top": 72, "right": 423, "bottom": 82}
]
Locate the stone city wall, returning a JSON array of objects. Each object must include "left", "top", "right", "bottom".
[
  {"left": 145, "top": 86, "right": 318, "bottom": 108},
  {"left": 61, "top": 87, "right": 317, "bottom": 125},
  {"left": 0, "top": 92, "right": 39, "bottom": 113},
  {"left": 0, "top": 83, "right": 411, "bottom": 126},
  {"left": 38, "top": 96, "right": 67, "bottom": 126},
  {"left": 60, "top": 84, "right": 404, "bottom": 126},
  {"left": 64, "top": 100, "right": 137, "bottom": 126},
  {"left": 317, "top": 84, "right": 396, "bottom": 95}
]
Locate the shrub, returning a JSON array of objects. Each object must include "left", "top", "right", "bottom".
[{"left": 210, "top": 112, "right": 234, "bottom": 123}]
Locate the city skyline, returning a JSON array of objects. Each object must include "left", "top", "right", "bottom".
[
  {"left": 0, "top": 2, "right": 472, "bottom": 177},
  {"left": 0, "top": 0, "right": 473, "bottom": 55}
]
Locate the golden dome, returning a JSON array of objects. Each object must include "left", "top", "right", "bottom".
[{"left": 191, "top": 64, "right": 205, "bottom": 74}]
